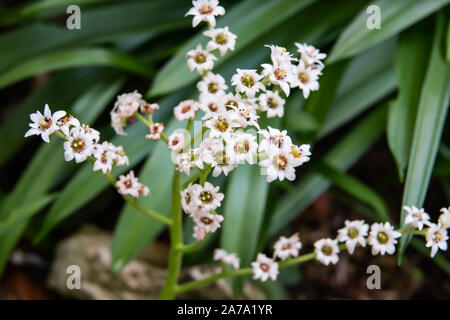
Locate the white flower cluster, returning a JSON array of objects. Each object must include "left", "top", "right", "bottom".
[
  {"left": 403, "top": 206, "right": 449, "bottom": 257},
  {"left": 170, "top": 0, "right": 319, "bottom": 183},
  {"left": 213, "top": 248, "right": 240, "bottom": 270},
  {"left": 25, "top": 104, "right": 151, "bottom": 199},
  {"left": 181, "top": 182, "right": 225, "bottom": 240},
  {"left": 251, "top": 233, "right": 302, "bottom": 282}
]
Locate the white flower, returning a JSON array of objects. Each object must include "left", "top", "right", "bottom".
[
  {"left": 187, "top": 44, "right": 217, "bottom": 75},
  {"left": 337, "top": 220, "right": 369, "bottom": 254},
  {"left": 109, "top": 143, "right": 129, "bottom": 166},
  {"left": 258, "top": 90, "right": 285, "bottom": 118},
  {"left": 258, "top": 126, "right": 293, "bottom": 154},
  {"left": 110, "top": 91, "right": 144, "bottom": 135},
  {"left": 403, "top": 206, "right": 431, "bottom": 230},
  {"left": 181, "top": 183, "right": 198, "bottom": 215},
  {"left": 314, "top": 238, "right": 339, "bottom": 266},
  {"left": 273, "top": 233, "right": 302, "bottom": 260},
  {"left": 197, "top": 72, "right": 228, "bottom": 97},
  {"left": 230, "top": 103, "right": 260, "bottom": 129},
  {"left": 208, "top": 147, "right": 236, "bottom": 177},
  {"left": 185, "top": 0, "right": 225, "bottom": 28},
  {"left": 193, "top": 225, "right": 206, "bottom": 241},
  {"left": 231, "top": 69, "right": 265, "bottom": 98},
  {"left": 259, "top": 148, "right": 303, "bottom": 183},
  {"left": 438, "top": 207, "right": 450, "bottom": 229},
  {"left": 204, "top": 26, "right": 237, "bottom": 56},
  {"left": 292, "top": 60, "right": 320, "bottom": 99},
  {"left": 168, "top": 132, "right": 185, "bottom": 152},
  {"left": 368, "top": 222, "right": 401, "bottom": 256},
  {"left": 214, "top": 249, "right": 240, "bottom": 269},
  {"left": 225, "top": 131, "right": 258, "bottom": 164},
  {"left": 295, "top": 42, "right": 326, "bottom": 68},
  {"left": 203, "top": 110, "right": 239, "bottom": 137},
  {"left": 265, "top": 45, "right": 297, "bottom": 66},
  {"left": 63, "top": 129, "right": 94, "bottom": 163},
  {"left": 251, "top": 253, "right": 279, "bottom": 282},
  {"left": 191, "top": 181, "right": 224, "bottom": 212},
  {"left": 199, "top": 93, "right": 227, "bottom": 119},
  {"left": 57, "top": 115, "right": 80, "bottom": 136},
  {"left": 176, "top": 152, "right": 194, "bottom": 175},
  {"left": 145, "top": 123, "right": 164, "bottom": 140},
  {"left": 116, "top": 170, "right": 149, "bottom": 198},
  {"left": 194, "top": 212, "right": 224, "bottom": 233},
  {"left": 220, "top": 92, "right": 243, "bottom": 109},
  {"left": 174, "top": 100, "right": 199, "bottom": 121},
  {"left": 140, "top": 103, "right": 159, "bottom": 115},
  {"left": 289, "top": 144, "right": 311, "bottom": 166},
  {"left": 261, "top": 61, "right": 296, "bottom": 96},
  {"left": 426, "top": 223, "right": 449, "bottom": 257},
  {"left": 25, "top": 104, "right": 66, "bottom": 143},
  {"left": 92, "top": 142, "right": 114, "bottom": 174}
]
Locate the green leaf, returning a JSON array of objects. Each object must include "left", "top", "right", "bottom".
[
  {"left": 0, "top": 48, "right": 152, "bottom": 90},
  {"left": 269, "top": 105, "right": 387, "bottom": 236},
  {"left": 328, "top": 0, "right": 450, "bottom": 63},
  {"left": 220, "top": 164, "right": 269, "bottom": 291},
  {"left": 387, "top": 20, "right": 432, "bottom": 182},
  {"left": 398, "top": 12, "right": 450, "bottom": 264},
  {"left": 0, "top": 0, "right": 190, "bottom": 72},
  {"left": 320, "top": 38, "right": 397, "bottom": 138},
  {"left": 0, "top": 194, "right": 56, "bottom": 236},
  {"left": 147, "top": 0, "right": 317, "bottom": 97},
  {"left": 314, "top": 162, "right": 390, "bottom": 221},
  {"left": 284, "top": 110, "right": 319, "bottom": 133},
  {"left": 447, "top": 17, "right": 450, "bottom": 61}
]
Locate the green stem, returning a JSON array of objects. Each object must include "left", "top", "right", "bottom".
[
  {"left": 159, "top": 170, "right": 183, "bottom": 300},
  {"left": 134, "top": 112, "right": 151, "bottom": 126},
  {"left": 177, "top": 235, "right": 210, "bottom": 253},
  {"left": 200, "top": 164, "right": 212, "bottom": 186},
  {"left": 182, "top": 171, "right": 201, "bottom": 189}
]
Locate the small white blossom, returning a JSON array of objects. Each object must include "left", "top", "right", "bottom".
[
  {"left": 295, "top": 42, "right": 326, "bottom": 68},
  {"left": 199, "top": 93, "right": 227, "bottom": 119},
  {"left": 116, "top": 170, "right": 149, "bottom": 198},
  {"left": 197, "top": 72, "right": 228, "bottom": 97},
  {"left": 426, "top": 223, "right": 449, "bottom": 257},
  {"left": 193, "top": 225, "right": 206, "bottom": 241},
  {"left": 225, "top": 131, "right": 258, "bottom": 164},
  {"left": 438, "top": 207, "right": 450, "bottom": 229},
  {"left": 261, "top": 61, "right": 296, "bottom": 96},
  {"left": 368, "top": 222, "right": 401, "bottom": 256},
  {"left": 252, "top": 253, "right": 279, "bottom": 282},
  {"left": 181, "top": 183, "right": 198, "bottom": 216},
  {"left": 174, "top": 100, "right": 199, "bottom": 121},
  {"left": 185, "top": 0, "right": 225, "bottom": 28},
  {"left": 145, "top": 123, "right": 164, "bottom": 140},
  {"left": 191, "top": 181, "right": 224, "bottom": 212},
  {"left": 314, "top": 238, "right": 339, "bottom": 266},
  {"left": 231, "top": 69, "right": 265, "bottom": 98},
  {"left": 204, "top": 26, "right": 237, "bottom": 56},
  {"left": 403, "top": 206, "right": 431, "bottom": 230},
  {"left": 63, "top": 128, "right": 94, "bottom": 163},
  {"left": 194, "top": 212, "right": 224, "bottom": 233},
  {"left": 25, "top": 104, "right": 66, "bottom": 143},
  {"left": 265, "top": 45, "right": 297, "bottom": 66},
  {"left": 214, "top": 249, "right": 240, "bottom": 269},
  {"left": 203, "top": 110, "right": 239, "bottom": 137},
  {"left": 259, "top": 148, "right": 304, "bottom": 183},
  {"left": 274, "top": 233, "right": 302, "bottom": 260},
  {"left": 92, "top": 142, "right": 114, "bottom": 174},
  {"left": 289, "top": 144, "right": 311, "bottom": 166},
  {"left": 258, "top": 90, "right": 285, "bottom": 118},
  {"left": 168, "top": 132, "right": 185, "bottom": 152},
  {"left": 337, "top": 220, "right": 369, "bottom": 254},
  {"left": 292, "top": 60, "right": 320, "bottom": 99},
  {"left": 258, "top": 126, "right": 293, "bottom": 154},
  {"left": 57, "top": 115, "right": 80, "bottom": 136},
  {"left": 231, "top": 103, "right": 260, "bottom": 129},
  {"left": 110, "top": 91, "right": 144, "bottom": 135},
  {"left": 140, "top": 103, "right": 159, "bottom": 115},
  {"left": 187, "top": 44, "right": 217, "bottom": 75}
]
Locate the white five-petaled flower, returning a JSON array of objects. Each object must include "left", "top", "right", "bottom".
[
  {"left": 265, "top": 45, "right": 297, "bottom": 66},
  {"left": 203, "top": 110, "right": 239, "bottom": 137},
  {"left": 289, "top": 144, "right": 311, "bottom": 166},
  {"left": 259, "top": 148, "right": 304, "bottom": 183},
  {"left": 193, "top": 225, "right": 206, "bottom": 241},
  {"left": 403, "top": 206, "right": 431, "bottom": 230},
  {"left": 261, "top": 61, "right": 296, "bottom": 96},
  {"left": 25, "top": 104, "right": 66, "bottom": 143},
  {"left": 191, "top": 181, "right": 224, "bottom": 212},
  {"left": 140, "top": 103, "right": 159, "bottom": 115},
  {"left": 197, "top": 72, "right": 228, "bottom": 97},
  {"left": 337, "top": 220, "right": 369, "bottom": 254},
  {"left": 204, "top": 26, "right": 237, "bottom": 56},
  {"left": 63, "top": 128, "right": 94, "bottom": 163},
  {"left": 231, "top": 69, "right": 265, "bottom": 98},
  {"left": 185, "top": 0, "right": 225, "bottom": 28},
  {"left": 168, "top": 132, "right": 185, "bottom": 152},
  {"left": 146, "top": 123, "right": 164, "bottom": 140},
  {"left": 438, "top": 207, "right": 450, "bottom": 229},
  {"left": 314, "top": 238, "right": 339, "bottom": 266},
  {"left": 110, "top": 91, "right": 145, "bottom": 135},
  {"left": 193, "top": 211, "right": 224, "bottom": 233},
  {"left": 426, "top": 223, "right": 448, "bottom": 257},
  {"left": 368, "top": 222, "right": 401, "bottom": 256},
  {"left": 174, "top": 100, "right": 199, "bottom": 121},
  {"left": 214, "top": 249, "right": 240, "bottom": 269},
  {"left": 57, "top": 115, "right": 80, "bottom": 136},
  {"left": 181, "top": 183, "right": 197, "bottom": 216},
  {"left": 187, "top": 44, "right": 217, "bottom": 75},
  {"left": 295, "top": 42, "right": 326, "bottom": 68},
  {"left": 251, "top": 253, "right": 279, "bottom": 282},
  {"left": 224, "top": 131, "right": 258, "bottom": 165},
  {"left": 292, "top": 60, "right": 320, "bottom": 99},
  {"left": 258, "top": 126, "right": 293, "bottom": 154},
  {"left": 258, "top": 90, "right": 285, "bottom": 118},
  {"left": 273, "top": 233, "right": 302, "bottom": 260},
  {"left": 92, "top": 142, "right": 114, "bottom": 174},
  {"left": 116, "top": 170, "right": 149, "bottom": 198},
  {"left": 199, "top": 93, "right": 227, "bottom": 118}
]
